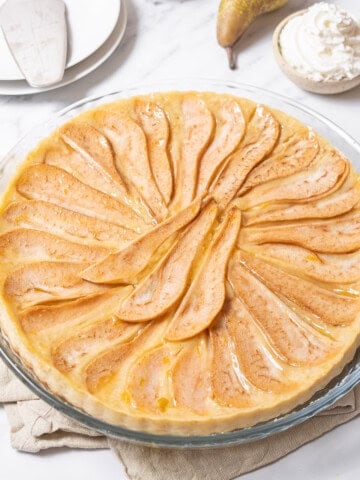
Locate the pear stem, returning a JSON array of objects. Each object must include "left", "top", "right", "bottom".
[{"left": 226, "top": 47, "right": 236, "bottom": 70}]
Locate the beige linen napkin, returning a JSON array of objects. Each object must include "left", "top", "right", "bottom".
[{"left": 0, "top": 358, "right": 358, "bottom": 480}]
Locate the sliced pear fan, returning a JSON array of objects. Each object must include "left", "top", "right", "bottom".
[{"left": 0, "top": 91, "right": 359, "bottom": 435}]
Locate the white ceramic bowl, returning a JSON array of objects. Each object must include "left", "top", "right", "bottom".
[{"left": 273, "top": 10, "right": 360, "bottom": 95}]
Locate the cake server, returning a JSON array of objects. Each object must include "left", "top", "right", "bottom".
[{"left": 0, "top": 0, "right": 67, "bottom": 88}]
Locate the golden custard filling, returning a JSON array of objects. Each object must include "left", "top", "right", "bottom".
[{"left": 0, "top": 91, "right": 359, "bottom": 435}]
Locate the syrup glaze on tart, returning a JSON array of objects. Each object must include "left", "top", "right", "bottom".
[{"left": 0, "top": 91, "right": 359, "bottom": 435}]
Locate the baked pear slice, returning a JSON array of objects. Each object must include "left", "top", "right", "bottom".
[
  {"left": 19, "top": 287, "right": 132, "bottom": 334},
  {"left": 84, "top": 321, "right": 166, "bottom": 394},
  {"left": 172, "top": 338, "right": 211, "bottom": 414},
  {"left": 239, "top": 131, "right": 319, "bottom": 194},
  {"left": 166, "top": 206, "right": 241, "bottom": 341},
  {"left": 82, "top": 197, "right": 203, "bottom": 284},
  {"left": 52, "top": 319, "right": 140, "bottom": 373},
  {"left": 0, "top": 229, "right": 112, "bottom": 265},
  {"left": 239, "top": 151, "right": 349, "bottom": 210},
  {"left": 197, "top": 98, "right": 245, "bottom": 195},
  {"left": 16, "top": 165, "right": 147, "bottom": 231},
  {"left": 241, "top": 211, "right": 360, "bottom": 253},
  {"left": 2, "top": 200, "right": 138, "bottom": 247},
  {"left": 211, "top": 106, "right": 280, "bottom": 208},
  {"left": 135, "top": 101, "right": 173, "bottom": 205},
  {"left": 95, "top": 112, "right": 168, "bottom": 221},
  {"left": 243, "top": 180, "right": 359, "bottom": 226},
  {"left": 45, "top": 123, "right": 132, "bottom": 204},
  {"left": 46, "top": 147, "right": 125, "bottom": 199},
  {"left": 242, "top": 243, "right": 360, "bottom": 284},
  {"left": 4, "top": 262, "right": 108, "bottom": 309},
  {"left": 209, "top": 315, "right": 251, "bottom": 407},
  {"left": 228, "top": 258, "right": 333, "bottom": 366},
  {"left": 225, "top": 298, "right": 291, "bottom": 393},
  {"left": 126, "top": 345, "right": 180, "bottom": 413},
  {"left": 114, "top": 202, "right": 218, "bottom": 322},
  {"left": 61, "top": 123, "right": 127, "bottom": 189},
  {"left": 174, "top": 95, "right": 215, "bottom": 209},
  {"left": 238, "top": 251, "right": 360, "bottom": 326}
]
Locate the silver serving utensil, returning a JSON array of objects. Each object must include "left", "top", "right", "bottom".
[{"left": 0, "top": 0, "right": 67, "bottom": 88}]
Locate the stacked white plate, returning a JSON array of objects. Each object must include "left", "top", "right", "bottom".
[{"left": 0, "top": 0, "right": 126, "bottom": 95}]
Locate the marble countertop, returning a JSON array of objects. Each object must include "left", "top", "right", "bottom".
[{"left": 0, "top": 0, "right": 359, "bottom": 478}]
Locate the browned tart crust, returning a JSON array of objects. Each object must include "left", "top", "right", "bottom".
[{"left": 0, "top": 92, "right": 359, "bottom": 435}]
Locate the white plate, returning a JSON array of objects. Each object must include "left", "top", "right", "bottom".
[
  {"left": 0, "top": 0, "right": 126, "bottom": 95},
  {"left": 0, "top": 0, "right": 121, "bottom": 81}
]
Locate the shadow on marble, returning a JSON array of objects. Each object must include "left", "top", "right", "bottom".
[
  {"left": 304, "top": 84, "right": 360, "bottom": 132},
  {"left": 328, "top": 84, "right": 360, "bottom": 102}
]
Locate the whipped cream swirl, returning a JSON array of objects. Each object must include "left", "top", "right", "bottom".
[{"left": 280, "top": 2, "right": 360, "bottom": 82}]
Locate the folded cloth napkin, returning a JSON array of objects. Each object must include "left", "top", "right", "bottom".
[{"left": 0, "top": 358, "right": 359, "bottom": 480}]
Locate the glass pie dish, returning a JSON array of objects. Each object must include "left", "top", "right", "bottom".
[{"left": 0, "top": 79, "right": 359, "bottom": 448}]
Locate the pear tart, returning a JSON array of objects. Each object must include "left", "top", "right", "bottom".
[{"left": 0, "top": 92, "right": 359, "bottom": 435}]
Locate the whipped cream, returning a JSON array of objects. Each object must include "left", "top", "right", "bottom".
[{"left": 279, "top": 2, "right": 360, "bottom": 82}]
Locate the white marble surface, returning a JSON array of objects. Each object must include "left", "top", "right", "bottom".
[{"left": 0, "top": 0, "right": 359, "bottom": 478}]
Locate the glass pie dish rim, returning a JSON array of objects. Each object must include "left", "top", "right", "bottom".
[{"left": 0, "top": 78, "right": 359, "bottom": 448}]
